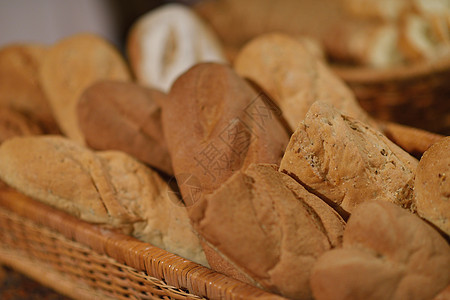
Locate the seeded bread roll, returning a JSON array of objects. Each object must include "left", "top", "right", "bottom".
[
  {"left": 280, "top": 101, "right": 418, "bottom": 216},
  {"left": 40, "top": 33, "right": 131, "bottom": 144},
  {"left": 190, "top": 163, "right": 345, "bottom": 299},
  {"left": 127, "top": 3, "right": 227, "bottom": 93},
  {"left": 234, "top": 33, "right": 377, "bottom": 131},
  {"left": 0, "top": 107, "right": 42, "bottom": 143},
  {"left": 310, "top": 200, "right": 450, "bottom": 300},
  {"left": 0, "top": 44, "right": 58, "bottom": 133},
  {"left": 0, "top": 136, "right": 207, "bottom": 266},
  {"left": 78, "top": 80, "right": 172, "bottom": 175},
  {"left": 415, "top": 136, "right": 450, "bottom": 236},
  {"left": 162, "top": 63, "right": 289, "bottom": 206}
]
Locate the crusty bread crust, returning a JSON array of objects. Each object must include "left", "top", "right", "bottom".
[
  {"left": 415, "top": 136, "right": 450, "bottom": 236},
  {"left": 78, "top": 80, "right": 173, "bottom": 174},
  {"left": 190, "top": 163, "right": 345, "bottom": 299},
  {"left": 311, "top": 200, "right": 450, "bottom": 300},
  {"left": 280, "top": 101, "right": 418, "bottom": 215}
]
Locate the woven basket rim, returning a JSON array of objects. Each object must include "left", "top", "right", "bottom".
[
  {"left": 332, "top": 56, "right": 450, "bottom": 83},
  {"left": 0, "top": 186, "right": 284, "bottom": 300}
]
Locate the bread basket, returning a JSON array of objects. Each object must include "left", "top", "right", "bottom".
[
  {"left": 0, "top": 186, "right": 283, "bottom": 299},
  {"left": 0, "top": 120, "right": 443, "bottom": 299},
  {"left": 333, "top": 57, "right": 450, "bottom": 136}
]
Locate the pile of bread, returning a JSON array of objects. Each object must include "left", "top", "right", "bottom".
[
  {"left": 0, "top": 2, "right": 448, "bottom": 300},
  {"left": 195, "top": 0, "right": 450, "bottom": 68}
]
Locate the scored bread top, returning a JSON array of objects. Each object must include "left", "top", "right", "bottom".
[
  {"left": 0, "top": 136, "right": 207, "bottom": 266},
  {"left": 162, "top": 62, "right": 289, "bottom": 206},
  {"left": 190, "top": 163, "right": 345, "bottom": 299}
]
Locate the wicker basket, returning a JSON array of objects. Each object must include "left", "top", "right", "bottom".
[
  {"left": 0, "top": 123, "right": 443, "bottom": 300},
  {"left": 333, "top": 58, "right": 450, "bottom": 136},
  {"left": 0, "top": 186, "right": 284, "bottom": 300}
]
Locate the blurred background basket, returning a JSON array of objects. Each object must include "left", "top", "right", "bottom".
[
  {"left": 333, "top": 58, "right": 450, "bottom": 136},
  {"left": 0, "top": 186, "right": 283, "bottom": 300}
]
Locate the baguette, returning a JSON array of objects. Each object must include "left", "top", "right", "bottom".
[
  {"left": 234, "top": 33, "right": 378, "bottom": 131},
  {"left": 162, "top": 63, "right": 289, "bottom": 206},
  {"left": 0, "top": 136, "right": 207, "bottom": 266}
]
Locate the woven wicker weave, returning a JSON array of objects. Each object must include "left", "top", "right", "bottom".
[
  {"left": 0, "top": 187, "right": 284, "bottom": 300},
  {"left": 334, "top": 58, "right": 450, "bottom": 136}
]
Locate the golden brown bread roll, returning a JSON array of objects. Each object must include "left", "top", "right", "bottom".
[
  {"left": 40, "top": 33, "right": 131, "bottom": 144},
  {"left": 189, "top": 163, "right": 345, "bottom": 299},
  {"left": 162, "top": 62, "right": 289, "bottom": 206},
  {"left": 234, "top": 33, "right": 377, "bottom": 131},
  {"left": 280, "top": 101, "right": 418, "bottom": 216},
  {"left": 0, "top": 136, "right": 207, "bottom": 266},
  {"left": 77, "top": 80, "right": 173, "bottom": 175},
  {"left": 127, "top": 3, "right": 227, "bottom": 93},
  {"left": 310, "top": 200, "right": 450, "bottom": 300},
  {"left": 415, "top": 136, "right": 450, "bottom": 236},
  {"left": 0, "top": 44, "right": 58, "bottom": 133},
  {"left": 0, "top": 107, "right": 42, "bottom": 143}
]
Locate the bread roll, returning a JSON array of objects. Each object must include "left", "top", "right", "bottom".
[
  {"left": 0, "top": 44, "right": 58, "bottom": 133},
  {"left": 127, "top": 3, "right": 227, "bottom": 93},
  {"left": 0, "top": 107, "right": 42, "bottom": 143},
  {"left": 190, "top": 163, "right": 345, "bottom": 299},
  {"left": 40, "top": 33, "right": 131, "bottom": 144},
  {"left": 415, "top": 136, "right": 450, "bottom": 236},
  {"left": 162, "top": 63, "right": 289, "bottom": 206},
  {"left": 0, "top": 136, "right": 207, "bottom": 265},
  {"left": 234, "top": 33, "right": 377, "bottom": 131},
  {"left": 280, "top": 101, "right": 418, "bottom": 216},
  {"left": 310, "top": 200, "right": 450, "bottom": 300},
  {"left": 77, "top": 80, "right": 172, "bottom": 175}
]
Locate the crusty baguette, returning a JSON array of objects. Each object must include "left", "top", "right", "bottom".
[
  {"left": 162, "top": 63, "right": 289, "bottom": 206},
  {"left": 0, "top": 136, "right": 207, "bottom": 266},
  {"left": 40, "top": 33, "right": 131, "bottom": 144},
  {"left": 234, "top": 33, "right": 378, "bottom": 131},
  {"left": 77, "top": 80, "right": 173, "bottom": 174}
]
